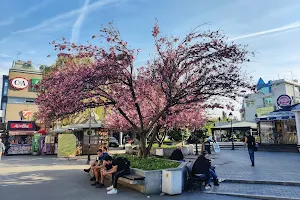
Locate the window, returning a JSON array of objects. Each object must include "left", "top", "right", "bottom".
[
  {"left": 8, "top": 97, "right": 26, "bottom": 104},
  {"left": 25, "top": 98, "right": 36, "bottom": 104},
  {"left": 3, "top": 79, "right": 8, "bottom": 96},
  {"left": 8, "top": 97, "right": 36, "bottom": 104},
  {"left": 263, "top": 98, "right": 273, "bottom": 107},
  {"left": 246, "top": 101, "right": 255, "bottom": 107},
  {"left": 259, "top": 87, "right": 270, "bottom": 95}
]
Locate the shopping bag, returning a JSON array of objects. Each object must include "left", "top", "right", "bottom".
[{"left": 213, "top": 142, "right": 220, "bottom": 153}]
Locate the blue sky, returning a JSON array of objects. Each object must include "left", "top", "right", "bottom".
[{"left": 0, "top": 0, "right": 300, "bottom": 82}]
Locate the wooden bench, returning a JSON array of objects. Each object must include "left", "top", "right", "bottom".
[{"left": 105, "top": 172, "right": 145, "bottom": 185}]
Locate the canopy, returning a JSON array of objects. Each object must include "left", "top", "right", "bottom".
[
  {"left": 256, "top": 111, "right": 295, "bottom": 121},
  {"left": 212, "top": 121, "right": 257, "bottom": 130},
  {"left": 256, "top": 103, "right": 300, "bottom": 121},
  {"left": 37, "top": 129, "right": 46, "bottom": 135}
]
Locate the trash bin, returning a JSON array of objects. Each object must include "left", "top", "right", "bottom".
[
  {"left": 182, "top": 146, "right": 189, "bottom": 156},
  {"left": 204, "top": 142, "right": 211, "bottom": 154},
  {"left": 188, "top": 144, "right": 194, "bottom": 155},
  {"left": 162, "top": 169, "right": 183, "bottom": 195}
]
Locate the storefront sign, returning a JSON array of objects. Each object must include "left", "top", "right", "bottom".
[
  {"left": 277, "top": 95, "right": 292, "bottom": 108},
  {"left": 7, "top": 144, "right": 32, "bottom": 155},
  {"left": 7, "top": 121, "right": 36, "bottom": 131},
  {"left": 31, "top": 78, "right": 41, "bottom": 91},
  {"left": 10, "top": 77, "right": 29, "bottom": 90},
  {"left": 256, "top": 106, "right": 275, "bottom": 117}
]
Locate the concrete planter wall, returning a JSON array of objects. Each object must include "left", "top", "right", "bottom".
[
  {"left": 117, "top": 162, "right": 187, "bottom": 195},
  {"left": 151, "top": 147, "right": 191, "bottom": 157}
]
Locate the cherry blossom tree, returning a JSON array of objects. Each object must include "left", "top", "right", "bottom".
[{"left": 35, "top": 21, "right": 253, "bottom": 157}]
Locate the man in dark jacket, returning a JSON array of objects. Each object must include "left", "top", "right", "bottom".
[
  {"left": 192, "top": 151, "right": 223, "bottom": 190},
  {"left": 245, "top": 133, "right": 256, "bottom": 166},
  {"left": 170, "top": 146, "right": 184, "bottom": 161}
]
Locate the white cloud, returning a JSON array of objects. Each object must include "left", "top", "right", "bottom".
[
  {"left": 0, "top": 54, "right": 11, "bottom": 58},
  {"left": 229, "top": 21, "right": 300, "bottom": 41},
  {"left": 12, "top": 0, "right": 123, "bottom": 35},
  {"left": 0, "top": 1, "right": 51, "bottom": 26},
  {"left": 24, "top": 51, "right": 36, "bottom": 54},
  {"left": 70, "top": 0, "right": 91, "bottom": 44}
]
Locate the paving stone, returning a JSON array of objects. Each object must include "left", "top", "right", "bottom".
[{"left": 206, "top": 182, "right": 300, "bottom": 199}]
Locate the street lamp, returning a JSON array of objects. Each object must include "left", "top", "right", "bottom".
[
  {"left": 229, "top": 112, "right": 235, "bottom": 150},
  {"left": 86, "top": 83, "right": 92, "bottom": 164},
  {"left": 218, "top": 117, "right": 222, "bottom": 141}
]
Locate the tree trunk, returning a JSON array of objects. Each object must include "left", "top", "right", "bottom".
[
  {"left": 137, "top": 125, "right": 161, "bottom": 158},
  {"left": 195, "top": 143, "right": 199, "bottom": 155},
  {"left": 139, "top": 133, "right": 147, "bottom": 158}
]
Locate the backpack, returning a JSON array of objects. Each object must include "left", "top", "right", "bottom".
[{"left": 116, "top": 157, "right": 131, "bottom": 169}]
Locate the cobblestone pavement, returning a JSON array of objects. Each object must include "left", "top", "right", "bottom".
[
  {"left": 0, "top": 156, "right": 250, "bottom": 200},
  {"left": 186, "top": 150, "right": 300, "bottom": 183},
  {"left": 206, "top": 183, "right": 300, "bottom": 200}
]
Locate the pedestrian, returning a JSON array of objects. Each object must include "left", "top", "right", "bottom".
[
  {"left": 245, "top": 133, "right": 256, "bottom": 166},
  {"left": 0, "top": 139, "right": 5, "bottom": 161},
  {"left": 101, "top": 156, "right": 131, "bottom": 194}
]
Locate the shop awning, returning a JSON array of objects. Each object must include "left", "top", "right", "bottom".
[
  {"left": 49, "top": 122, "right": 103, "bottom": 133},
  {"left": 292, "top": 104, "right": 300, "bottom": 112},
  {"left": 256, "top": 111, "right": 295, "bottom": 121}
]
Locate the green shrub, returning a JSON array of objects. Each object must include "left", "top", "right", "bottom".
[{"left": 114, "top": 154, "right": 180, "bottom": 170}]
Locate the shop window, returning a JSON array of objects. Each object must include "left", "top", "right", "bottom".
[
  {"left": 246, "top": 101, "right": 255, "bottom": 107},
  {"left": 263, "top": 98, "right": 273, "bottom": 107},
  {"left": 8, "top": 97, "right": 26, "bottom": 104},
  {"left": 7, "top": 97, "right": 36, "bottom": 104}
]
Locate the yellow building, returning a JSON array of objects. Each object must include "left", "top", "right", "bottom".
[
  {"left": 1, "top": 61, "right": 43, "bottom": 155},
  {"left": 3, "top": 60, "right": 42, "bottom": 122}
]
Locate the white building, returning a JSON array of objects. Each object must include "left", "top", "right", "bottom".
[{"left": 242, "top": 78, "right": 300, "bottom": 122}]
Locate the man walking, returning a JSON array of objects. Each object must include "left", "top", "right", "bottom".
[
  {"left": 245, "top": 133, "right": 256, "bottom": 166},
  {"left": 0, "top": 139, "right": 5, "bottom": 161}
]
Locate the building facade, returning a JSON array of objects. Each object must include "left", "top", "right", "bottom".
[
  {"left": 1, "top": 61, "right": 43, "bottom": 155},
  {"left": 2, "top": 60, "right": 42, "bottom": 123},
  {"left": 242, "top": 78, "right": 300, "bottom": 122}
]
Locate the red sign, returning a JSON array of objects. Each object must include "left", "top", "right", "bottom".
[{"left": 10, "top": 123, "right": 33, "bottom": 129}]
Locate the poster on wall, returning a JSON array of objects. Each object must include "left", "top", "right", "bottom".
[{"left": 8, "top": 144, "right": 32, "bottom": 155}]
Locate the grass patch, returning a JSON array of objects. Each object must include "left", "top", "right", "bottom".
[{"left": 114, "top": 154, "right": 180, "bottom": 170}]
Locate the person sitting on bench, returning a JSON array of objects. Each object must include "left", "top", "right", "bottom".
[
  {"left": 100, "top": 156, "right": 131, "bottom": 195},
  {"left": 84, "top": 149, "right": 108, "bottom": 179},
  {"left": 170, "top": 145, "right": 184, "bottom": 161},
  {"left": 192, "top": 150, "right": 223, "bottom": 190}
]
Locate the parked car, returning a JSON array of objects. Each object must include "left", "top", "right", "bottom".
[{"left": 109, "top": 137, "right": 119, "bottom": 147}]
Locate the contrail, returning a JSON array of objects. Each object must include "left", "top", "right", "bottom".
[
  {"left": 229, "top": 21, "right": 300, "bottom": 41},
  {"left": 70, "top": 0, "right": 90, "bottom": 44}
]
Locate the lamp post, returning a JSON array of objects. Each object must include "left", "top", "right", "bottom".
[
  {"left": 218, "top": 117, "right": 222, "bottom": 141},
  {"left": 86, "top": 83, "right": 92, "bottom": 164},
  {"left": 229, "top": 112, "right": 235, "bottom": 150}
]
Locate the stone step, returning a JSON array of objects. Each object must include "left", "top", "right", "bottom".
[{"left": 205, "top": 182, "right": 300, "bottom": 200}]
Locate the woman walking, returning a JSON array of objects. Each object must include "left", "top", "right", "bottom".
[{"left": 0, "top": 139, "right": 5, "bottom": 161}]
